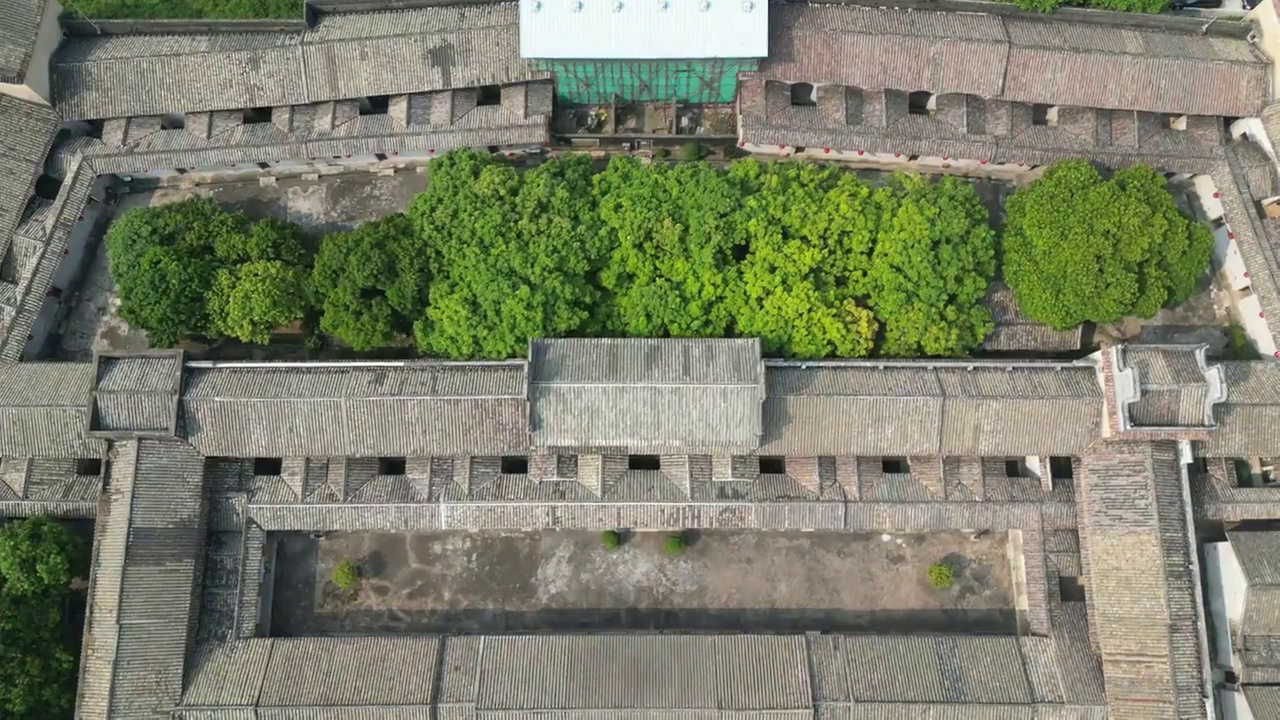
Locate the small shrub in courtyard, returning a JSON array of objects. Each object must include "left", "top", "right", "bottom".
[
  {"left": 678, "top": 142, "right": 705, "bottom": 162},
  {"left": 927, "top": 562, "right": 955, "bottom": 589},
  {"left": 601, "top": 530, "right": 622, "bottom": 551},
  {"left": 663, "top": 533, "right": 688, "bottom": 556},
  {"left": 332, "top": 559, "right": 359, "bottom": 590}
]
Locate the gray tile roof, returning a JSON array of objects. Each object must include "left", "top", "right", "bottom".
[
  {"left": 762, "top": 4, "right": 1268, "bottom": 117},
  {"left": 1245, "top": 685, "right": 1280, "bottom": 720},
  {"left": 77, "top": 439, "right": 206, "bottom": 720},
  {"left": 1231, "top": 529, "right": 1280, "bottom": 585},
  {"left": 52, "top": 4, "right": 541, "bottom": 120},
  {"left": 0, "top": 361, "right": 103, "bottom": 457},
  {"left": 529, "top": 338, "right": 765, "bottom": 451},
  {"left": 1077, "top": 440, "right": 1207, "bottom": 719},
  {"left": 0, "top": 94, "right": 58, "bottom": 260},
  {"left": 1208, "top": 361, "right": 1280, "bottom": 457},
  {"left": 1123, "top": 346, "right": 1212, "bottom": 428},
  {"left": 760, "top": 361, "right": 1101, "bottom": 456},
  {"left": 89, "top": 352, "right": 184, "bottom": 436},
  {"left": 178, "top": 632, "right": 1102, "bottom": 716},
  {"left": 0, "top": 0, "right": 43, "bottom": 83},
  {"left": 181, "top": 361, "right": 529, "bottom": 457},
  {"left": 0, "top": 154, "right": 97, "bottom": 363}
]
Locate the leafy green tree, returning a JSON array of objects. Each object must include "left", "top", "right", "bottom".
[
  {"left": 411, "top": 152, "right": 602, "bottom": 359},
  {"left": 208, "top": 260, "right": 309, "bottom": 344},
  {"left": 106, "top": 198, "right": 247, "bottom": 344},
  {"left": 312, "top": 214, "right": 422, "bottom": 351},
  {"left": 867, "top": 174, "right": 996, "bottom": 357},
  {"left": 214, "top": 217, "right": 308, "bottom": 266},
  {"left": 114, "top": 245, "right": 218, "bottom": 346},
  {"left": 0, "top": 517, "right": 83, "bottom": 597},
  {"left": 594, "top": 157, "right": 742, "bottom": 337},
  {"left": 729, "top": 160, "right": 880, "bottom": 358},
  {"left": 0, "top": 599, "right": 78, "bottom": 719},
  {"left": 0, "top": 518, "right": 84, "bottom": 720},
  {"left": 1003, "top": 160, "right": 1213, "bottom": 330}
]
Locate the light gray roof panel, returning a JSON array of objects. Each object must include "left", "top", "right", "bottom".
[
  {"left": 530, "top": 338, "right": 762, "bottom": 385},
  {"left": 182, "top": 363, "right": 528, "bottom": 457},
  {"left": 760, "top": 362, "right": 1101, "bottom": 456},
  {"left": 0, "top": 362, "right": 102, "bottom": 458},
  {"left": 258, "top": 636, "right": 441, "bottom": 707},
  {"left": 1245, "top": 685, "right": 1280, "bottom": 719},
  {"left": 529, "top": 339, "right": 764, "bottom": 450},
  {"left": 1229, "top": 530, "right": 1280, "bottom": 586},
  {"left": 183, "top": 640, "right": 274, "bottom": 707},
  {"left": 474, "top": 635, "right": 811, "bottom": 712},
  {"left": 807, "top": 635, "right": 1033, "bottom": 705}
]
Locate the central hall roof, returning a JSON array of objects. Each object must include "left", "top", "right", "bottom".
[{"left": 528, "top": 338, "right": 765, "bottom": 451}]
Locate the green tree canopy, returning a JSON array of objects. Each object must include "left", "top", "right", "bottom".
[
  {"left": 1003, "top": 160, "right": 1213, "bottom": 330},
  {"left": 208, "top": 260, "right": 310, "bottom": 344},
  {"left": 729, "top": 160, "right": 880, "bottom": 359},
  {"left": 410, "top": 151, "right": 603, "bottom": 359},
  {"left": 594, "top": 157, "right": 742, "bottom": 337},
  {"left": 868, "top": 174, "right": 997, "bottom": 356},
  {"left": 0, "top": 517, "right": 85, "bottom": 720},
  {"left": 106, "top": 199, "right": 313, "bottom": 346},
  {"left": 214, "top": 216, "right": 309, "bottom": 266},
  {"left": 312, "top": 213, "right": 421, "bottom": 351},
  {"left": 0, "top": 517, "right": 83, "bottom": 597}
]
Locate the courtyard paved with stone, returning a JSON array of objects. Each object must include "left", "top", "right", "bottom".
[{"left": 268, "top": 529, "right": 1017, "bottom": 636}]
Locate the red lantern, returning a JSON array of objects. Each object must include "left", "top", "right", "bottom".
[
  {"left": 823, "top": 148, "right": 830, "bottom": 154},
  {"left": 738, "top": 141, "right": 745, "bottom": 147},
  {"left": 1213, "top": 192, "right": 1220, "bottom": 199}
]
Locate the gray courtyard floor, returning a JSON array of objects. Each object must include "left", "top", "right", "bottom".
[{"left": 268, "top": 529, "right": 1017, "bottom": 636}]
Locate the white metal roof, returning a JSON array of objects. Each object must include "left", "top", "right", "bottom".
[{"left": 519, "top": 0, "right": 768, "bottom": 60}]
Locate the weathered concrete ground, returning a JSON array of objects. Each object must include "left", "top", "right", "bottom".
[
  {"left": 269, "top": 530, "right": 1016, "bottom": 636},
  {"left": 54, "top": 170, "right": 427, "bottom": 360}
]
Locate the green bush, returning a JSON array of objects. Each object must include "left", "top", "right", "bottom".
[
  {"left": 927, "top": 562, "right": 955, "bottom": 589},
  {"left": 1001, "top": 0, "right": 1166, "bottom": 12},
  {"left": 601, "top": 530, "right": 622, "bottom": 551},
  {"left": 652, "top": 147, "right": 670, "bottom": 159},
  {"left": 1003, "top": 161, "right": 1212, "bottom": 330},
  {"left": 679, "top": 142, "right": 705, "bottom": 162},
  {"left": 69, "top": 0, "right": 299, "bottom": 19},
  {"left": 663, "top": 533, "right": 688, "bottom": 556},
  {"left": 1227, "top": 322, "right": 1261, "bottom": 360},
  {"left": 332, "top": 560, "right": 359, "bottom": 591}
]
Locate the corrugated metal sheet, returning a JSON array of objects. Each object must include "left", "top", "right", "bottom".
[{"left": 519, "top": 0, "right": 767, "bottom": 60}]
